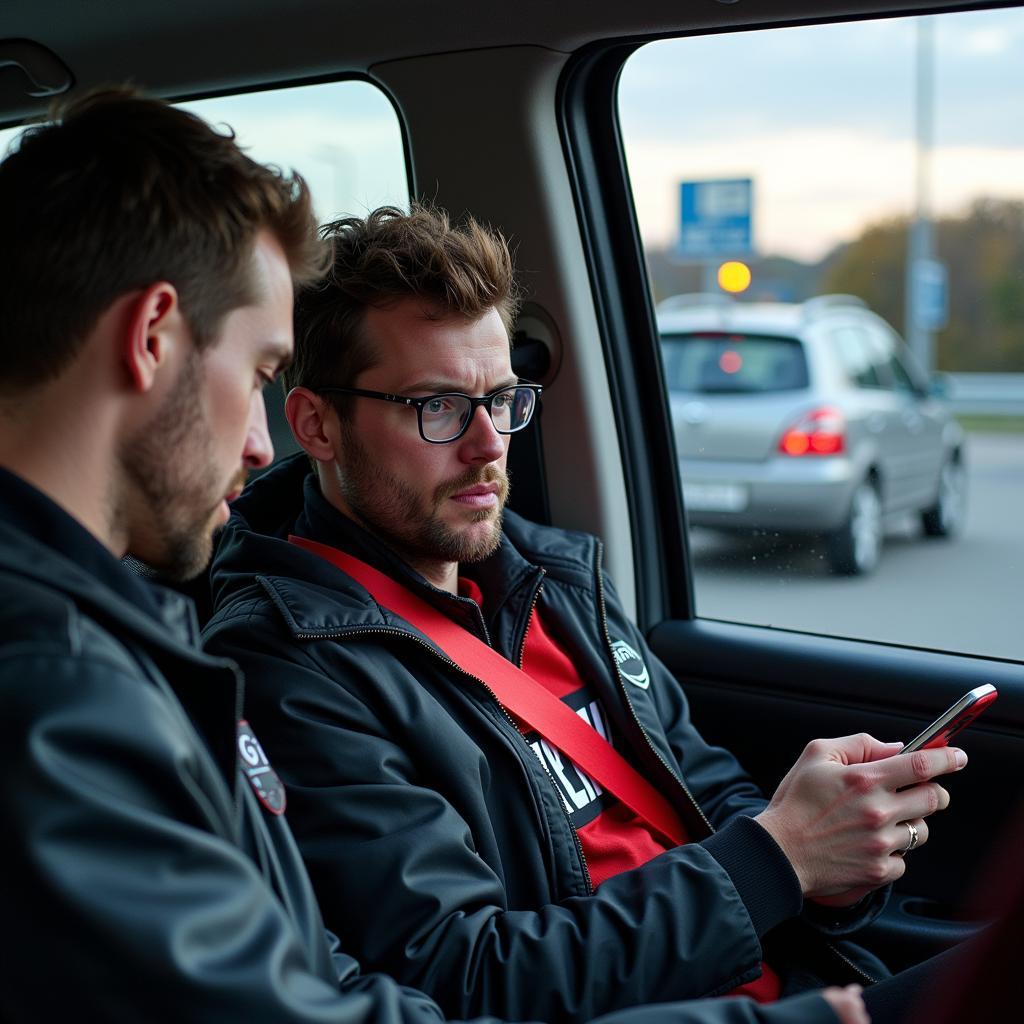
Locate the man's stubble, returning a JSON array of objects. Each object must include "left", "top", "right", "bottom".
[{"left": 335, "top": 420, "right": 510, "bottom": 571}]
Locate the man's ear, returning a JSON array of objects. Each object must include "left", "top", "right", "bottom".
[
  {"left": 122, "top": 282, "right": 183, "bottom": 393},
  {"left": 285, "top": 387, "right": 339, "bottom": 462}
]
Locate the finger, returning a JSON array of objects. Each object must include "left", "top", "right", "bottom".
[
  {"left": 877, "top": 746, "right": 966, "bottom": 788},
  {"left": 887, "top": 850, "right": 908, "bottom": 883},
  {"left": 821, "top": 985, "right": 869, "bottom": 1024},
  {"left": 864, "top": 740, "right": 905, "bottom": 763},
  {"left": 843, "top": 985, "right": 870, "bottom": 1024},
  {"left": 823, "top": 733, "right": 905, "bottom": 765},
  {"left": 893, "top": 781, "right": 947, "bottom": 821}
]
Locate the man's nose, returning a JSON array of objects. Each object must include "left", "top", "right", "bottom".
[
  {"left": 458, "top": 404, "right": 506, "bottom": 463},
  {"left": 243, "top": 391, "right": 275, "bottom": 469}
]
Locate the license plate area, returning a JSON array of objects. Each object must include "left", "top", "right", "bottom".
[{"left": 683, "top": 481, "right": 749, "bottom": 512}]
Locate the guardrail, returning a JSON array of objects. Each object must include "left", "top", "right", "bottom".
[{"left": 943, "top": 373, "right": 1024, "bottom": 416}]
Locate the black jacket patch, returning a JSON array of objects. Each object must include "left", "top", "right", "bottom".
[
  {"left": 611, "top": 639, "right": 650, "bottom": 690},
  {"left": 237, "top": 720, "right": 287, "bottom": 815}
]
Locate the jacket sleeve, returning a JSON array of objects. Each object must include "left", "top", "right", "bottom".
[
  {"left": 600, "top": 575, "right": 887, "bottom": 938},
  {"left": 205, "top": 612, "right": 809, "bottom": 1024},
  {"left": 595, "top": 993, "right": 841, "bottom": 1024},
  {"left": 0, "top": 647, "right": 448, "bottom": 1024}
]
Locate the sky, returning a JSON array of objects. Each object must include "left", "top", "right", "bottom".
[
  {"left": 177, "top": 82, "right": 409, "bottom": 222},
  {"left": 618, "top": 7, "right": 1024, "bottom": 262},
  {"left": 2, "top": 7, "right": 1021, "bottom": 266}
]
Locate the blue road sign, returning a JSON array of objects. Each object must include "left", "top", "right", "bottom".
[
  {"left": 912, "top": 258, "right": 948, "bottom": 332},
  {"left": 678, "top": 178, "right": 753, "bottom": 259}
]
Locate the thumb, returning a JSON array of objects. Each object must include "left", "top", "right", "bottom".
[
  {"left": 827, "top": 733, "right": 902, "bottom": 765},
  {"left": 863, "top": 739, "right": 905, "bottom": 763}
]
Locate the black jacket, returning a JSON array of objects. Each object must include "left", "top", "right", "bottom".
[
  {"left": 206, "top": 455, "right": 887, "bottom": 1024},
  {"left": 0, "top": 467, "right": 842, "bottom": 1024},
  {"left": 0, "top": 469, "right": 457, "bottom": 1024}
]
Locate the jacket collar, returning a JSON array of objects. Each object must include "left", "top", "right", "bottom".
[
  {"left": 0, "top": 468, "right": 204, "bottom": 654},
  {"left": 0, "top": 471, "right": 245, "bottom": 789},
  {"left": 212, "top": 453, "right": 597, "bottom": 641}
]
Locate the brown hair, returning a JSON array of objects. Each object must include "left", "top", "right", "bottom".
[
  {"left": 287, "top": 204, "right": 520, "bottom": 414},
  {"left": 0, "top": 85, "right": 329, "bottom": 394}
]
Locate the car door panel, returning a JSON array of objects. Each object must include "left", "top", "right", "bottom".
[{"left": 647, "top": 617, "right": 1024, "bottom": 967}]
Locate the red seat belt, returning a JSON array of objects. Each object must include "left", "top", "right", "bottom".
[{"left": 289, "top": 534, "right": 686, "bottom": 846}]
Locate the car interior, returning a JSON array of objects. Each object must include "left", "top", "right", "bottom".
[{"left": 4, "top": 0, "right": 1023, "bottom": 990}]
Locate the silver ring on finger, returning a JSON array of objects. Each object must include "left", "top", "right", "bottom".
[{"left": 900, "top": 821, "right": 919, "bottom": 854}]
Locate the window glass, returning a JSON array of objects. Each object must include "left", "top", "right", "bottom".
[
  {"left": 619, "top": 8, "right": 1024, "bottom": 660},
  {"left": 1, "top": 80, "right": 408, "bottom": 223},
  {"left": 661, "top": 334, "right": 808, "bottom": 393},
  {"left": 887, "top": 351, "right": 919, "bottom": 394},
  {"left": 178, "top": 81, "right": 408, "bottom": 225},
  {"left": 833, "top": 327, "right": 885, "bottom": 389}
]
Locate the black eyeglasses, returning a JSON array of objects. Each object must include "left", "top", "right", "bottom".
[{"left": 316, "top": 382, "right": 542, "bottom": 444}]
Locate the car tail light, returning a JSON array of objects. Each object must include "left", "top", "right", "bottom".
[{"left": 779, "top": 406, "right": 846, "bottom": 456}]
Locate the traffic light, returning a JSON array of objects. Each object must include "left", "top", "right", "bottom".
[{"left": 717, "top": 260, "right": 751, "bottom": 294}]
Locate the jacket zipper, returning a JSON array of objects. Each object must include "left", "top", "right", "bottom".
[
  {"left": 825, "top": 941, "right": 879, "bottom": 986},
  {"left": 297, "top": 614, "right": 596, "bottom": 895},
  {"left": 591, "top": 548, "right": 879, "bottom": 984},
  {"left": 514, "top": 575, "right": 595, "bottom": 895},
  {"left": 592, "top": 541, "right": 714, "bottom": 836}
]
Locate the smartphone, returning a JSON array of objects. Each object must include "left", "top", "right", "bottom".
[{"left": 902, "top": 684, "right": 999, "bottom": 753}]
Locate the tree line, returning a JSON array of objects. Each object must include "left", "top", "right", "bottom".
[{"left": 646, "top": 197, "right": 1024, "bottom": 373}]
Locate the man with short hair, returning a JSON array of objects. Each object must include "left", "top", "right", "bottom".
[
  {"left": 0, "top": 89, "right": 859, "bottom": 1024},
  {"left": 204, "top": 204, "right": 962, "bottom": 1024}
]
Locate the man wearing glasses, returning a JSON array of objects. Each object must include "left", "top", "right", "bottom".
[{"left": 204, "top": 204, "right": 958, "bottom": 1024}]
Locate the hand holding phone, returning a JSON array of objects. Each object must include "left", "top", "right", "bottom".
[{"left": 902, "top": 684, "right": 998, "bottom": 753}]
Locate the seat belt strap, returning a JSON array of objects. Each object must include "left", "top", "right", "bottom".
[{"left": 289, "top": 534, "right": 686, "bottom": 846}]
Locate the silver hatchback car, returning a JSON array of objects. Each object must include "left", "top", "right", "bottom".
[{"left": 658, "top": 294, "right": 967, "bottom": 575}]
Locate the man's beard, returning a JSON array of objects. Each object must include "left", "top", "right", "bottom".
[
  {"left": 336, "top": 422, "right": 509, "bottom": 572},
  {"left": 119, "top": 354, "right": 239, "bottom": 581}
]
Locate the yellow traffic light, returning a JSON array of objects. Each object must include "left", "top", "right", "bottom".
[{"left": 717, "top": 261, "right": 751, "bottom": 294}]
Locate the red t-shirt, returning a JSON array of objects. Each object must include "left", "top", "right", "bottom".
[{"left": 458, "top": 579, "right": 781, "bottom": 1003}]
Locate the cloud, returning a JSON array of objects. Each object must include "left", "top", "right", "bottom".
[
  {"left": 620, "top": 6, "right": 1024, "bottom": 260},
  {"left": 620, "top": 6, "right": 1024, "bottom": 148}
]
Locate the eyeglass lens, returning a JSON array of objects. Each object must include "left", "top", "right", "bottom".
[{"left": 421, "top": 386, "right": 536, "bottom": 442}]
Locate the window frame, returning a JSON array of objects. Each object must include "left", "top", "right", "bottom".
[{"left": 558, "top": 40, "right": 694, "bottom": 630}]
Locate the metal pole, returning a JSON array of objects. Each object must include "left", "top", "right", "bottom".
[
  {"left": 702, "top": 260, "right": 719, "bottom": 294},
  {"left": 905, "top": 16, "right": 935, "bottom": 372}
]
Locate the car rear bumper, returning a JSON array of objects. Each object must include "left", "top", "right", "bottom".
[{"left": 679, "top": 455, "right": 860, "bottom": 532}]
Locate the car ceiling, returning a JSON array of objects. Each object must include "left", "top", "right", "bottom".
[{"left": 1, "top": 0, "right": 983, "bottom": 124}]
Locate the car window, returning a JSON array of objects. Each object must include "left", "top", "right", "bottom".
[
  {"left": 177, "top": 81, "right": 408, "bottom": 225},
  {"left": 833, "top": 326, "right": 887, "bottom": 389},
  {"left": 660, "top": 333, "right": 808, "bottom": 393},
  {"left": 1, "top": 79, "right": 408, "bottom": 222},
  {"left": 619, "top": 7, "right": 1024, "bottom": 660},
  {"left": 887, "top": 349, "right": 919, "bottom": 394}
]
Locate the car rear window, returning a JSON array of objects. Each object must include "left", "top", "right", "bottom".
[{"left": 660, "top": 333, "right": 809, "bottom": 393}]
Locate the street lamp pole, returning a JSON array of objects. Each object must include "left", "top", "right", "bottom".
[{"left": 905, "top": 16, "right": 936, "bottom": 373}]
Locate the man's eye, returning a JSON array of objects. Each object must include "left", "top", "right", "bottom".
[
  {"left": 424, "top": 397, "right": 449, "bottom": 414},
  {"left": 492, "top": 392, "right": 513, "bottom": 410}
]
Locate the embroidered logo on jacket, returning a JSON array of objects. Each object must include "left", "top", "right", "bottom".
[
  {"left": 237, "top": 720, "right": 287, "bottom": 815},
  {"left": 611, "top": 639, "right": 650, "bottom": 690}
]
